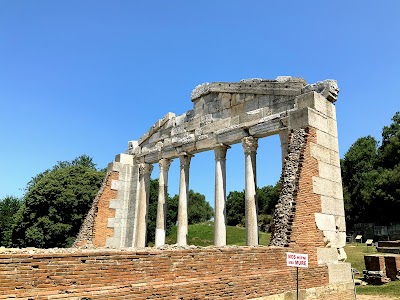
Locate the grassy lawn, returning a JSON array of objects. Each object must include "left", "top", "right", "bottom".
[
  {"left": 345, "top": 243, "right": 400, "bottom": 298},
  {"left": 166, "top": 222, "right": 271, "bottom": 246}
]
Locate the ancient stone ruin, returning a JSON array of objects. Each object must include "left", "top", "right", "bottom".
[{"left": 0, "top": 77, "right": 354, "bottom": 299}]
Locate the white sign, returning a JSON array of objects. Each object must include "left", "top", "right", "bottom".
[{"left": 286, "top": 252, "right": 308, "bottom": 268}]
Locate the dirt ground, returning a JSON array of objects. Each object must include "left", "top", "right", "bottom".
[{"left": 357, "top": 295, "right": 400, "bottom": 300}]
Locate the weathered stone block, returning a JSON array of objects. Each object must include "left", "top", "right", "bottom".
[
  {"left": 216, "top": 127, "right": 247, "bottom": 144},
  {"left": 111, "top": 180, "right": 120, "bottom": 191},
  {"left": 324, "top": 231, "right": 346, "bottom": 248},
  {"left": 327, "top": 262, "right": 352, "bottom": 284},
  {"left": 318, "top": 161, "right": 342, "bottom": 183},
  {"left": 315, "top": 213, "right": 336, "bottom": 231},
  {"left": 114, "top": 153, "right": 134, "bottom": 165},
  {"left": 231, "top": 103, "right": 244, "bottom": 116},
  {"left": 335, "top": 216, "right": 346, "bottom": 232},
  {"left": 317, "top": 247, "right": 339, "bottom": 265},
  {"left": 321, "top": 196, "right": 345, "bottom": 216},
  {"left": 296, "top": 92, "right": 336, "bottom": 119},
  {"left": 310, "top": 143, "right": 340, "bottom": 167},
  {"left": 313, "top": 177, "right": 344, "bottom": 199},
  {"left": 196, "top": 136, "right": 218, "bottom": 151},
  {"left": 249, "top": 119, "right": 281, "bottom": 138},
  {"left": 244, "top": 98, "right": 259, "bottom": 112},
  {"left": 316, "top": 129, "right": 339, "bottom": 152},
  {"left": 238, "top": 108, "right": 263, "bottom": 124}
]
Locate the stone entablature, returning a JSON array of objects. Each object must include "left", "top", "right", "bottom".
[{"left": 130, "top": 77, "right": 325, "bottom": 164}]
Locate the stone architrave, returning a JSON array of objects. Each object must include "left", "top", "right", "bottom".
[
  {"left": 214, "top": 144, "right": 229, "bottom": 246},
  {"left": 242, "top": 136, "right": 259, "bottom": 246},
  {"left": 155, "top": 158, "right": 172, "bottom": 247},
  {"left": 177, "top": 153, "right": 193, "bottom": 246},
  {"left": 135, "top": 163, "right": 153, "bottom": 248}
]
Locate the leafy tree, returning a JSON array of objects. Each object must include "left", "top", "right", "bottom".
[
  {"left": 12, "top": 156, "right": 105, "bottom": 248},
  {"left": 226, "top": 190, "right": 245, "bottom": 226},
  {"left": 187, "top": 190, "right": 213, "bottom": 224},
  {"left": 341, "top": 136, "right": 379, "bottom": 227},
  {"left": 0, "top": 196, "right": 22, "bottom": 247},
  {"left": 226, "top": 184, "right": 280, "bottom": 229},
  {"left": 342, "top": 112, "right": 400, "bottom": 229}
]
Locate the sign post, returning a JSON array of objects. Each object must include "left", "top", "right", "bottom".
[{"left": 287, "top": 252, "right": 309, "bottom": 300}]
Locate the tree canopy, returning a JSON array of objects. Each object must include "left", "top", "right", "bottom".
[
  {"left": 0, "top": 196, "right": 22, "bottom": 247},
  {"left": 11, "top": 155, "right": 105, "bottom": 248},
  {"left": 226, "top": 183, "right": 280, "bottom": 231},
  {"left": 342, "top": 112, "right": 400, "bottom": 228}
]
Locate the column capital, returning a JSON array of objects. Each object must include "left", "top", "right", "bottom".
[
  {"left": 179, "top": 153, "right": 193, "bottom": 168},
  {"left": 159, "top": 158, "right": 172, "bottom": 170},
  {"left": 242, "top": 136, "right": 258, "bottom": 154},
  {"left": 214, "top": 144, "right": 230, "bottom": 161},
  {"left": 139, "top": 163, "right": 153, "bottom": 175}
]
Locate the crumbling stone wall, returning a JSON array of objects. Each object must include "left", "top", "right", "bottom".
[{"left": 270, "top": 128, "right": 308, "bottom": 247}]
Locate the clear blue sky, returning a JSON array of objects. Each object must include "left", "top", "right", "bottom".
[{"left": 1, "top": 1, "right": 399, "bottom": 205}]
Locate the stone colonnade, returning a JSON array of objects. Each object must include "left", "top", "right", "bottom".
[{"left": 135, "top": 135, "right": 269, "bottom": 248}]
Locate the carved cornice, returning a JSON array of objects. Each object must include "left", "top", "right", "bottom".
[{"left": 242, "top": 137, "right": 258, "bottom": 154}]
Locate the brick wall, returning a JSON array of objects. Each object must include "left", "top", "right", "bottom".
[
  {"left": 0, "top": 247, "right": 333, "bottom": 300},
  {"left": 92, "top": 171, "right": 118, "bottom": 247}
]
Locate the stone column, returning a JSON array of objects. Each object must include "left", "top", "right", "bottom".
[
  {"left": 214, "top": 144, "right": 229, "bottom": 246},
  {"left": 279, "top": 129, "right": 289, "bottom": 167},
  {"left": 177, "top": 153, "right": 193, "bottom": 246},
  {"left": 155, "top": 158, "right": 171, "bottom": 247},
  {"left": 242, "top": 136, "right": 259, "bottom": 246},
  {"left": 135, "top": 163, "right": 153, "bottom": 248}
]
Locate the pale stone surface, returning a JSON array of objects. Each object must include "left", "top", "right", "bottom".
[
  {"left": 242, "top": 136, "right": 258, "bottom": 246},
  {"left": 316, "top": 129, "right": 339, "bottom": 152},
  {"left": 296, "top": 91, "right": 337, "bottom": 119},
  {"left": 320, "top": 195, "right": 345, "bottom": 216},
  {"left": 323, "top": 231, "right": 346, "bottom": 248},
  {"left": 135, "top": 163, "right": 153, "bottom": 247},
  {"left": 155, "top": 158, "right": 171, "bottom": 247},
  {"left": 214, "top": 145, "right": 229, "bottom": 246},
  {"left": 327, "top": 262, "right": 352, "bottom": 284},
  {"left": 313, "top": 176, "right": 344, "bottom": 200},
  {"left": 114, "top": 153, "right": 134, "bottom": 165},
  {"left": 177, "top": 154, "right": 192, "bottom": 246},
  {"left": 310, "top": 143, "right": 340, "bottom": 167},
  {"left": 315, "top": 213, "right": 336, "bottom": 232},
  {"left": 318, "top": 160, "right": 342, "bottom": 183},
  {"left": 317, "top": 247, "right": 339, "bottom": 265}
]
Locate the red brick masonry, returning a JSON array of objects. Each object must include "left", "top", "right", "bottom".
[{"left": 0, "top": 246, "right": 329, "bottom": 300}]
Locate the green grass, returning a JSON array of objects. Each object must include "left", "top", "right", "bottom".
[
  {"left": 345, "top": 243, "right": 400, "bottom": 298},
  {"left": 344, "top": 242, "right": 378, "bottom": 273},
  {"left": 165, "top": 222, "right": 271, "bottom": 246}
]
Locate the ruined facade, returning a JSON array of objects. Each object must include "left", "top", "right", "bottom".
[{"left": 62, "top": 76, "right": 352, "bottom": 299}]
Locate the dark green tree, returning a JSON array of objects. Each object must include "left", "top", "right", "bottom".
[
  {"left": 12, "top": 156, "right": 105, "bottom": 248},
  {"left": 0, "top": 196, "right": 22, "bottom": 247},
  {"left": 341, "top": 136, "right": 378, "bottom": 227},
  {"left": 226, "top": 184, "right": 280, "bottom": 228},
  {"left": 226, "top": 190, "right": 245, "bottom": 226},
  {"left": 341, "top": 112, "right": 400, "bottom": 228},
  {"left": 187, "top": 190, "right": 213, "bottom": 224}
]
